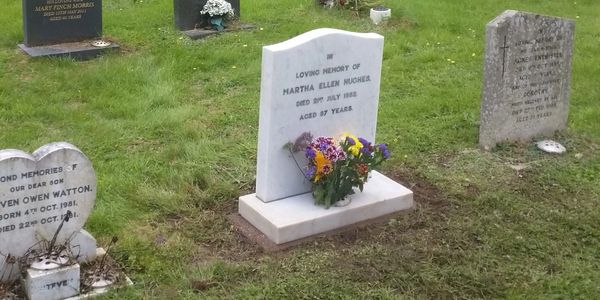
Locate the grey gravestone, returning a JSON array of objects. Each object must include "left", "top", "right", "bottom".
[
  {"left": 18, "top": 0, "right": 118, "bottom": 59},
  {"left": 0, "top": 142, "right": 96, "bottom": 282},
  {"left": 480, "top": 10, "right": 575, "bottom": 150}
]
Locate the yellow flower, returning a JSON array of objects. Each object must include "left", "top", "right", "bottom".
[{"left": 341, "top": 133, "right": 363, "bottom": 156}]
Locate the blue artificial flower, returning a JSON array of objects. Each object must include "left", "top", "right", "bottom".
[
  {"left": 319, "top": 142, "right": 328, "bottom": 151},
  {"left": 360, "top": 146, "right": 372, "bottom": 155},
  {"left": 345, "top": 136, "right": 356, "bottom": 145},
  {"left": 378, "top": 144, "right": 391, "bottom": 159},
  {"left": 358, "top": 137, "right": 370, "bottom": 147},
  {"left": 306, "top": 147, "right": 316, "bottom": 159},
  {"left": 305, "top": 166, "right": 316, "bottom": 178}
]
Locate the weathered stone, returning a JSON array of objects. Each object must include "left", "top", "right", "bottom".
[
  {"left": 480, "top": 10, "right": 575, "bottom": 150},
  {"left": 0, "top": 142, "right": 96, "bottom": 282},
  {"left": 69, "top": 229, "right": 97, "bottom": 263},
  {"left": 23, "top": 264, "right": 80, "bottom": 300}
]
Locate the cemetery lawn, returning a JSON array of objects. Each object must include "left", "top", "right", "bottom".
[{"left": 1, "top": 0, "right": 599, "bottom": 299}]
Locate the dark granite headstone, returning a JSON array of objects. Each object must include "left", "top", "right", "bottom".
[
  {"left": 174, "top": 0, "right": 240, "bottom": 31},
  {"left": 22, "top": 0, "right": 102, "bottom": 47},
  {"left": 19, "top": 0, "right": 118, "bottom": 59}
]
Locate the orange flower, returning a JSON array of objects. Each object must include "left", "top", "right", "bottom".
[{"left": 313, "top": 151, "right": 332, "bottom": 182}]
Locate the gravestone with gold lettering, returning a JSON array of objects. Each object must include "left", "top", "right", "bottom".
[
  {"left": 480, "top": 10, "right": 575, "bottom": 150},
  {"left": 18, "top": 0, "right": 118, "bottom": 59},
  {"left": 238, "top": 29, "right": 413, "bottom": 245}
]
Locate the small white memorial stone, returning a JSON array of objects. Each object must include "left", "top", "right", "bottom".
[{"left": 24, "top": 263, "right": 80, "bottom": 300}]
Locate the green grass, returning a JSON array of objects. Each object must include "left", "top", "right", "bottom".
[{"left": 1, "top": 0, "right": 599, "bottom": 298}]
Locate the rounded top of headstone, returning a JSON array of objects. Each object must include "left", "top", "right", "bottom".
[
  {"left": 0, "top": 142, "right": 96, "bottom": 261},
  {"left": 264, "top": 28, "right": 383, "bottom": 53},
  {"left": 0, "top": 149, "right": 32, "bottom": 161},
  {"left": 488, "top": 9, "right": 576, "bottom": 27}
]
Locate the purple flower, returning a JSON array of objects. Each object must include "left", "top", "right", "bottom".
[
  {"left": 310, "top": 136, "right": 344, "bottom": 162},
  {"left": 378, "top": 144, "right": 391, "bottom": 159},
  {"left": 313, "top": 136, "right": 334, "bottom": 151},
  {"left": 358, "top": 137, "right": 370, "bottom": 146},
  {"left": 306, "top": 147, "right": 316, "bottom": 159},
  {"left": 345, "top": 136, "right": 355, "bottom": 145},
  {"left": 305, "top": 166, "right": 316, "bottom": 178}
]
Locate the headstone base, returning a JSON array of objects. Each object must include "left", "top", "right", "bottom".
[
  {"left": 23, "top": 264, "right": 80, "bottom": 300},
  {"left": 229, "top": 210, "right": 410, "bottom": 252},
  {"left": 182, "top": 23, "right": 255, "bottom": 40},
  {"left": 18, "top": 41, "right": 119, "bottom": 60},
  {"left": 238, "top": 171, "right": 413, "bottom": 245}
]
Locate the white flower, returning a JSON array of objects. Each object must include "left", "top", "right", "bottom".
[{"left": 200, "top": 0, "right": 234, "bottom": 17}]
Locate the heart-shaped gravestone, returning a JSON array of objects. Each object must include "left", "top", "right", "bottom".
[{"left": 0, "top": 142, "right": 96, "bottom": 282}]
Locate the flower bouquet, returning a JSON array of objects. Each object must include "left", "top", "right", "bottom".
[
  {"left": 200, "top": 0, "right": 235, "bottom": 31},
  {"left": 318, "top": 0, "right": 380, "bottom": 13},
  {"left": 288, "top": 133, "right": 390, "bottom": 208}
]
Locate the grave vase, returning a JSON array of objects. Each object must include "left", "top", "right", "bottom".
[
  {"left": 174, "top": 0, "right": 241, "bottom": 31},
  {"left": 370, "top": 6, "right": 391, "bottom": 25}
]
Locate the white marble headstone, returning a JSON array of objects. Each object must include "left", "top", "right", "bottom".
[
  {"left": 255, "top": 28, "right": 384, "bottom": 202},
  {"left": 0, "top": 142, "right": 96, "bottom": 282},
  {"left": 480, "top": 10, "right": 575, "bottom": 150}
]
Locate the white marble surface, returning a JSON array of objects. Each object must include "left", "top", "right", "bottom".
[
  {"left": 240, "top": 171, "right": 413, "bottom": 244},
  {"left": 24, "top": 263, "right": 80, "bottom": 300},
  {"left": 69, "top": 229, "right": 97, "bottom": 263},
  {"left": 255, "top": 28, "right": 384, "bottom": 202},
  {"left": 0, "top": 142, "right": 96, "bottom": 282}
]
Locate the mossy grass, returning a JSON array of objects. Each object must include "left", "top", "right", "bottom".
[{"left": 1, "top": 0, "right": 599, "bottom": 298}]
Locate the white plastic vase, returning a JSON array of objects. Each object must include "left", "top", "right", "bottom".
[{"left": 370, "top": 7, "right": 391, "bottom": 25}]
